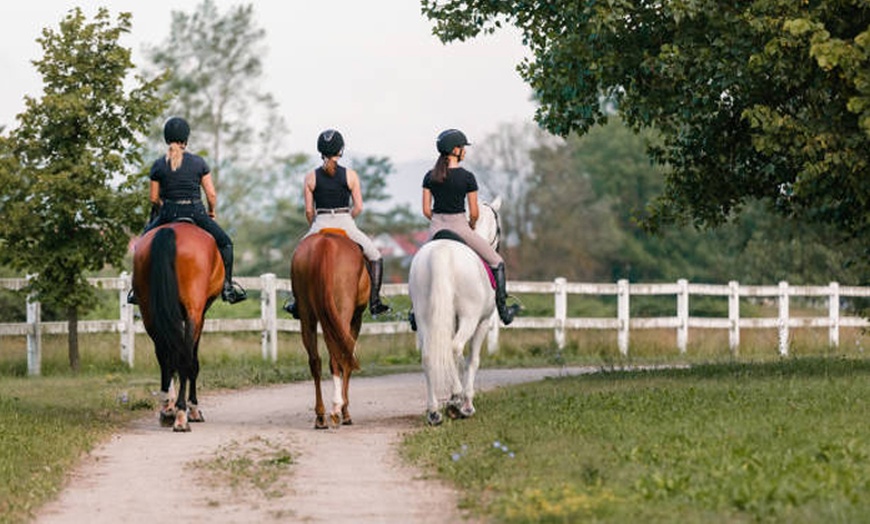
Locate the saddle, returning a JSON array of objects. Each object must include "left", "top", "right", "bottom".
[{"left": 430, "top": 229, "right": 495, "bottom": 289}]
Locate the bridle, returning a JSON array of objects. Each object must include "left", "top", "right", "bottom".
[{"left": 480, "top": 202, "right": 501, "bottom": 252}]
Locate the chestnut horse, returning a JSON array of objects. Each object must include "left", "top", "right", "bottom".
[
  {"left": 132, "top": 222, "right": 224, "bottom": 432},
  {"left": 290, "top": 229, "right": 369, "bottom": 429}
]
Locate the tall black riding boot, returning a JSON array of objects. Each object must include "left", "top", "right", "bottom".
[
  {"left": 368, "top": 259, "right": 390, "bottom": 316},
  {"left": 492, "top": 263, "right": 520, "bottom": 325},
  {"left": 218, "top": 244, "right": 247, "bottom": 304}
]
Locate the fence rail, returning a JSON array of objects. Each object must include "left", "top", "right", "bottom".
[{"left": 1, "top": 275, "right": 868, "bottom": 376}]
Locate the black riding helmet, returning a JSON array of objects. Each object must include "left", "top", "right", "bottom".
[
  {"left": 436, "top": 129, "right": 470, "bottom": 155},
  {"left": 317, "top": 129, "right": 345, "bottom": 157},
  {"left": 163, "top": 117, "right": 190, "bottom": 144}
]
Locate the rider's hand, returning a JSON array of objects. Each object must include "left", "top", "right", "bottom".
[{"left": 208, "top": 210, "right": 216, "bottom": 218}]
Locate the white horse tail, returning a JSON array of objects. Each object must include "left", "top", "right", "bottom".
[{"left": 422, "top": 244, "right": 458, "bottom": 399}]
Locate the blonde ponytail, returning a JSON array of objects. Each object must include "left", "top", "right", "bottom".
[{"left": 166, "top": 142, "right": 185, "bottom": 171}]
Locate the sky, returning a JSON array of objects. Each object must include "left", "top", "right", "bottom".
[{"left": 0, "top": 1, "right": 537, "bottom": 172}]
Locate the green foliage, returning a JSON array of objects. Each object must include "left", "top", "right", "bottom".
[
  {"left": 403, "top": 358, "right": 870, "bottom": 523},
  {"left": 422, "top": 0, "right": 870, "bottom": 278},
  {"left": 0, "top": 9, "right": 164, "bottom": 332},
  {"left": 517, "top": 117, "right": 863, "bottom": 284}
]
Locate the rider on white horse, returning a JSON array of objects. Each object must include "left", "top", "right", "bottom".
[{"left": 419, "top": 129, "right": 520, "bottom": 325}]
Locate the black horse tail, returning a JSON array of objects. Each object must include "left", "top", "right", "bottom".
[{"left": 149, "top": 228, "right": 193, "bottom": 373}]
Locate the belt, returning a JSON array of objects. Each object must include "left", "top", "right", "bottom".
[
  {"left": 316, "top": 207, "right": 350, "bottom": 215},
  {"left": 165, "top": 199, "right": 201, "bottom": 205}
]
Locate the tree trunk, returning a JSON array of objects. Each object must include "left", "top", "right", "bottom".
[{"left": 67, "top": 306, "right": 79, "bottom": 372}]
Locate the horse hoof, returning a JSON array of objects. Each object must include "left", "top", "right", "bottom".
[
  {"left": 172, "top": 411, "right": 190, "bottom": 432},
  {"left": 314, "top": 415, "right": 328, "bottom": 430},
  {"left": 460, "top": 405, "right": 476, "bottom": 418},
  {"left": 427, "top": 411, "right": 443, "bottom": 426},
  {"left": 446, "top": 403, "right": 462, "bottom": 420},
  {"left": 342, "top": 417, "right": 353, "bottom": 426},
  {"left": 330, "top": 412, "right": 341, "bottom": 427},
  {"left": 173, "top": 423, "right": 191, "bottom": 433},
  {"left": 188, "top": 407, "right": 205, "bottom": 423},
  {"left": 159, "top": 409, "right": 175, "bottom": 427}
]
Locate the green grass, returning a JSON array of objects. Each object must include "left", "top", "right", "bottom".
[
  {"left": 401, "top": 357, "right": 870, "bottom": 523},
  {"left": 0, "top": 375, "right": 151, "bottom": 523},
  {"left": 0, "top": 322, "right": 867, "bottom": 523}
]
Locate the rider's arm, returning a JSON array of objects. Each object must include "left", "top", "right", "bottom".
[
  {"left": 304, "top": 171, "right": 316, "bottom": 225},
  {"left": 347, "top": 169, "right": 364, "bottom": 219},
  {"left": 422, "top": 189, "right": 433, "bottom": 220},
  {"left": 201, "top": 173, "right": 218, "bottom": 218},
  {"left": 467, "top": 191, "right": 479, "bottom": 229},
  {"left": 149, "top": 181, "right": 162, "bottom": 208}
]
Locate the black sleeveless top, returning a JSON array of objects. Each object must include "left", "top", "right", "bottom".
[
  {"left": 149, "top": 152, "right": 210, "bottom": 201},
  {"left": 313, "top": 166, "right": 351, "bottom": 209}
]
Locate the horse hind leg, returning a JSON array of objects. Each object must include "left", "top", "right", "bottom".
[
  {"left": 172, "top": 373, "right": 191, "bottom": 433},
  {"left": 340, "top": 367, "right": 352, "bottom": 425},
  {"left": 187, "top": 338, "right": 205, "bottom": 423},
  {"left": 158, "top": 367, "right": 176, "bottom": 428}
]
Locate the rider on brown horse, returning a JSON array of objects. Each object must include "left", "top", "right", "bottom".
[
  {"left": 285, "top": 129, "right": 390, "bottom": 318},
  {"left": 128, "top": 117, "right": 246, "bottom": 305}
]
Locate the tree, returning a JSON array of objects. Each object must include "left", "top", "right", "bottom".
[
  {"left": 0, "top": 8, "right": 165, "bottom": 370},
  {"left": 146, "top": 0, "right": 289, "bottom": 223},
  {"left": 466, "top": 121, "right": 560, "bottom": 252},
  {"left": 422, "top": 1, "right": 870, "bottom": 277}
]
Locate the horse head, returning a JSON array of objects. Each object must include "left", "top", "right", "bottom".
[{"left": 477, "top": 197, "right": 503, "bottom": 251}]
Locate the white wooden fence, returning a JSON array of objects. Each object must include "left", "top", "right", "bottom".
[{"left": 1, "top": 275, "right": 867, "bottom": 376}]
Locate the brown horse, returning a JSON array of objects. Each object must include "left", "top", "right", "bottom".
[
  {"left": 290, "top": 229, "right": 370, "bottom": 429},
  {"left": 132, "top": 222, "right": 224, "bottom": 432}
]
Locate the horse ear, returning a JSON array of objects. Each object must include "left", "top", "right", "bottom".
[{"left": 490, "top": 195, "right": 502, "bottom": 211}]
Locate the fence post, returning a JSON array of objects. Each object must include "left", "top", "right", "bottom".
[
  {"left": 261, "top": 273, "right": 278, "bottom": 362},
  {"left": 119, "top": 271, "right": 135, "bottom": 368},
  {"left": 828, "top": 281, "right": 840, "bottom": 348},
  {"left": 617, "top": 279, "right": 629, "bottom": 356},
  {"left": 677, "top": 279, "right": 688, "bottom": 354},
  {"left": 25, "top": 275, "right": 41, "bottom": 376},
  {"left": 554, "top": 277, "right": 567, "bottom": 352},
  {"left": 728, "top": 280, "right": 740, "bottom": 355},
  {"left": 778, "top": 281, "right": 790, "bottom": 356}
]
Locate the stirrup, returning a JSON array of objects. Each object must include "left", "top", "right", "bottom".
[
  {"left": 370, "top": 299, "right": 390, "bottom": 316},
  {"left": 283, "top": 299, "right": 300, "bottom": 319},
  {"left": 498, "top": 303, "right": 521, "bottom": 326},
  {"left": 408, "top": 311, "right": 417, "bottom": 332},
  {"left": 222, "top": 281, "right": 247, "bottom": 304},
  {"left": 126, "top": 289, "right": 138, "bottom": 305}
]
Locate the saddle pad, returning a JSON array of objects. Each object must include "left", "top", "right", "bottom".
[
  {"left": 319, "top": 227, "right": 348, "bottom": 237},
  {"left": 431, "top": 229, "right": 495, "bottom": 289}
]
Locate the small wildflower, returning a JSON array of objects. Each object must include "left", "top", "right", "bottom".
[{"left": 451, "top": 453, "right": 461, "bottom": 462}]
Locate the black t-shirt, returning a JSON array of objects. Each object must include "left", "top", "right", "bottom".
[
  {"left": 314, "top": 165, "right": 351, "bottom": 209},
  {"left": 149, "top": 152, "right": 210, "bottom": 201},
  {"left": 423, "top": 167, "right": 479, "bottom": 214}
]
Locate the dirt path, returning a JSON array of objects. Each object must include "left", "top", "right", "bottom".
[{"left": 36, "top": 367, "right": 590, "bottom": 524}]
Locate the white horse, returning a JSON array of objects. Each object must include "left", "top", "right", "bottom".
[{"left": 408, "top": 197, "right": 503, "bottom": 426}]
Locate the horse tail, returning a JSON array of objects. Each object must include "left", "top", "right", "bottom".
[
  {"left": 149, "top": 228, "right": 192, "bottom": 373},
  {"left": 422, "top": 244, "right": 457, "bottom": 397},
  {"left": 314, "top": 239, "right": 360, "bottom": 371}
]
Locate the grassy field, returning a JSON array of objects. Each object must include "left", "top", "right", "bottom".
[
  {"left": 0, "top": 321, "right": 867, "bottom": 523},
  {"left": 402, "top": 357, "right": 870, "bottom": 523}
]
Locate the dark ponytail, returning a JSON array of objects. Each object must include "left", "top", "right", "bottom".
[{"left": 432, "top": 153, "right": 450, "bottom": 184}]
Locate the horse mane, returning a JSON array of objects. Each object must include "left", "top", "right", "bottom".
[
  {"left": 148, "top": 228, "right": 193, "bottom": 373},
  {"left": 310, "top": 237, "right": 360, "bottom": 371}
]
